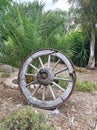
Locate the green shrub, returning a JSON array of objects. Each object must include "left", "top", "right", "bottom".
[
  {"left": 59, "top": 77, "right": 97, "bottom": 93},
  {"left": 57, "top": 75, "right": 97, "bottom": 92},
  {"left": 58, "top": 76, "right": 70, "bottom": 89},
  {"left": 1, "top": 73, "right": 10, "bottom": 77},
  {"left": 0, "top": 106, "right": 55, "bottom": 130},
  {"left": 75, "top": 80, "right": 97, "bottom": 92},
  {"left": 0, "top": 2, "right": 66, "bottom": 68},
  {"left": 64, "top": 29, "right": 89, "bottom": 67}
]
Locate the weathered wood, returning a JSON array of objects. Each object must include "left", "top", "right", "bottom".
[{"left": 18, "top": 49, "right": 76, "bottom": 109}]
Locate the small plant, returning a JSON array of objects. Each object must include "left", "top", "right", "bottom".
[
  {"left": 0, "top": 106, "right": 55, "bottom": 130},
  {"left": 75, "top": 80, "right": 97, "bottom": 92},
  {"left": 59, "top": 77, "right": 69, "bottom": 89},
  {"left": 75, "top": 67, "right": 86, "bottom": 73},
  {"left": 1, "top": 73, "right": 10, "bottom": 77}
]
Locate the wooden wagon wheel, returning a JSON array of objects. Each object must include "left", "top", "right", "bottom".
[{"left": 18, "top": 49, "right": 76, "bottom": 109}]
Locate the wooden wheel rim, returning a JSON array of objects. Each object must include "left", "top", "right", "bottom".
[{"left": 18, "top": 49, "right": 76, "bottom": 109}]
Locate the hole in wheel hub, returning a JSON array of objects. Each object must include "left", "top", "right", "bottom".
[
  {"left": 37, "top": 69, "right": 54, "bottom": 86},
  {"left": 41, "top": 72, "right": 47, "bottom": 79}
]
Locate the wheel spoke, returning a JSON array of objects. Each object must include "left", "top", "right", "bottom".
[
  {"left": 29, "top": 64, "right": 39, "bottom": 71},
  {"left": 25, "top": 73, "right": 34, "bottom": 76},
  {"left": 42, "top": 86, "right": 46, "bottom": 101},
  {"left": 48, "top": 85, "right": 56, "bottom": 100},
  {"left": 32, "top": 85, "right": 40, "bottom": 96},
  {"left": 52, "top": 81, "right": 65, "bottom": 92},
  {"left": 26, "top": 80, "right": 38, "bottom": 87},
  {"left": 19, "top": 49, "right": 76, "bottom": 109},
  {"left": 25, "top": 73, "right": 36, "bottom": 77},
  {"left": 54, "top": 77, "right": 73, "bottom": 82},
  {"left": 54, "top": 67, "right": 68, "bottom": 75},
  {"left": 51, "top": 59, "right": 60, "bottom": 71},
  {"left": 48, "top": 55, "right": 51, "bottom": 69},
  {"left": 38, "top": 57, "right": 44, "bottom": 67}
]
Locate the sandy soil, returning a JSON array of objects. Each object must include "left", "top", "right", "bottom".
[{"left": 0, "top": 67, "right": 97, "bottom": 130}]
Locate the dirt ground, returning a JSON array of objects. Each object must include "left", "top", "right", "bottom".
[{"left": 0, "top": 67, "right": 97, "bottom": 130}]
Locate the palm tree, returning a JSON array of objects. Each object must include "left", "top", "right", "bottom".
[
  {"left": 0, "top": 1, "right": 66, "bottom": 67},
  {"left": 53, "top": 0, "right": 97, "bottom": 69}
]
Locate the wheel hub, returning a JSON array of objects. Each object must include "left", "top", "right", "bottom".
[{"left": 37, "top": 69, "right": 54, "bottom": 86}]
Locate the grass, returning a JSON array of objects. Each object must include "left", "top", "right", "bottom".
[
  {"left": 75, "top": 79, "right": 97, "bottom": 92},
  {"left": 74, "top": 66, "right": 87, "bottom": 73},
  {"left": 0, "top": 106, "right": 55, "bottom": 130},
  {"left": 59, "top": 77, "right": 97, "bottom": 93},
  {"left": 1, "top": 73, "right": 10, "bottom": 77}
]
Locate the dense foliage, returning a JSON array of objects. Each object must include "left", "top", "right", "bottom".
[
  {"left": 0, "top": 0, "right": 97, "bottom": 68},
  {"left": 0, "top": 107, "right": 55, "bottom": 130},
  {"left": 68, "top": 0, "right": 97, "bottom": 68},
  {"left": 0, "top": 1, "right": 67, "bottom": 67},
  {"left": 64, "top": 30, "right": 90, "bottom": 67}
]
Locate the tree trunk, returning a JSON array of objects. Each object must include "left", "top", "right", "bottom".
[{"left": 87, "top": 25, "right": 95, "bottom": 69}]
